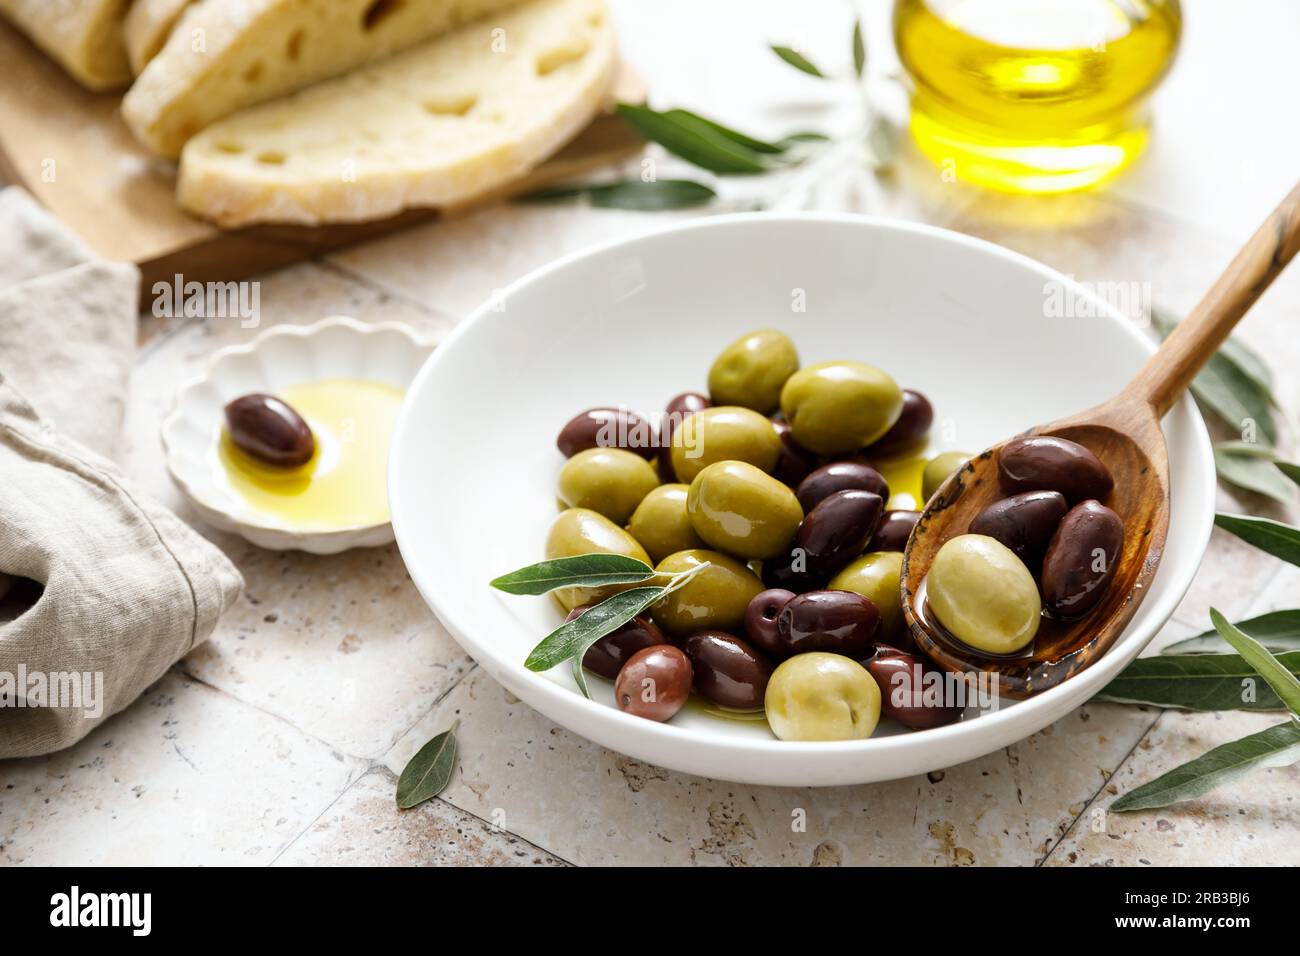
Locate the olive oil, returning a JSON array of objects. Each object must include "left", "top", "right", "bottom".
[
  {"left": 893, "top": 0, "right": 1181, "bottom": 192},
  {"left": 873, "top": 451, "right": 929, "bottom": 512},
  {"left": 216, "top": 379, "right": 404, "bottom": 530}
]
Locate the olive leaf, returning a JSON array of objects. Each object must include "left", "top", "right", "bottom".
[
  {"left": 1277, "top": 460, "right": 1300, "bottom": 488},
  {"left": 1110, "top": 718, "right": 1300, "bottom": 812},
  {"left": 1212, "top": 608, "right": 1300, "bottom": 715},
  {"left": 770, "top": 44, "right": 826, "bottom": 78},
  {"left": 1096, "top": 649, "right": 1300, "bottom": 711},
  {"left": 865, "top": 115, "right": 901, "bottom": 171},
  {"left": 852, "top": 19, "right": 866, "bottom": 77},
  {"left": 1214, "top": 512, "right": 1300, "bottom": 568},
  {"left": 520, "top": 178, "right": 717, "bottom": 211},
  {"left": 490, "top": 553, "right": 654, "bottom": 595},
  {"left": 664, "top": 108, "right": 786, "bottom": 154},
  {"left": 524, "top": 586, "right": 666, "bottom": 672},
  {"left": 1163, "top": 609, "right": 1300, "bottom": 655},
  {"left": 1154, "top": 312, "right": 1279, "bottom": 443},
  {"left": 1213, "top": 441, "right": 1295, "bottom": 503},
  {"left": 396, "top": 720, "right": 459, "bottom": 810},
  {"left": 615, "top": 104, "right": 771, "bottom": 174}
]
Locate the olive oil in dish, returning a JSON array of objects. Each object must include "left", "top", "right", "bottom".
[
  {"left": 217, "top": 379, "right": 403, "bottom": 530},
  {"left": 893, "top": 0, "right": 1181, "bottom": 193}
]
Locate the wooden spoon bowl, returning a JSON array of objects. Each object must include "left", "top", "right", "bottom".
[{"left": 902, "top": 181, "right": 1300, "bottom": 700}]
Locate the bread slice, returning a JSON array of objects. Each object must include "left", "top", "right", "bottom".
[
  {"left": 124, "top": 0, "right": 195, "bottom": 74},
  {"left": 0, "top": 0, "right": 131, "bottom": 91},
  {"left": 177, "top": 0, "right": 616, "bottom": 227},
  {"left": 123, "top": 0, "right": 527, "bottom": 158}
]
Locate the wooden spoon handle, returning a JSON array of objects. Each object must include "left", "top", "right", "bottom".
[{"left": 1129, "top": 180, "right": 1300, "bottom": 418}]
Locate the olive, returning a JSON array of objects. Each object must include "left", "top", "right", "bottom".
[
  {"left": 998, "top": 436, "right": 1113, "bottom": 503},
  {"left": 921, "top": 450, "right": 971, "bottom": 502},
  {"left": 686, "top": 461, "right": 803, "bottom": 560},
  {"left": 224, "top": 393, "right": 314, "bottom": 467},
  {"left": 659, "top": 392, "right": 711, "bottom": 475},
  {"left": 669, "top": 406, "right": 781, "bottom": 483},
  {"left": 681, "top": 630, "right": 773, "bottom": 711},
  {"left": 795, "top": 461, "right": 889, "bottom": 513},
  {"left": 760, "top": 548, "right": 826, "bottom": 594},
  {"left": 614, "top": 645, "right": 693, "bottom": 722},
  {"left": 707, "top": 329, "right": 800, "bottom": 414},
  {"left": 626, "top": 483, "right": 704, "bottom": 564},
  {"left": 926, "top": 534, "right": 1040, "bottom": 656},
  {"left": 765, "top": 652, "right": 880, "bottom": 741},
  {"left": 653, "top": 549, "right": 764, "bottom": 636},
  {"left": 780, "top": 361, "right": 904, "bottom": 455},
  {"left": 968, "top": 490, "right": 1068, "bottom": 569},
  {"left": 774, "top": 590, "right": 879, "bottom": 658},
  {"left": 556, "top": 406, "right": 657, "bottom": 459},
  {"left": 1040, "top": 499, "right": 1124, "bottom": 619},
  {"left": 863, "top": 645, "right": 961, "bottom": 730},
  {"left": 771, "top": 414, "right": 819, "bottom": 487},
  {"left": 827, "top": 551, "right": 906, "bottom": 643},
  {"left": 743, "top": 588, "right": 796, "bottom": 657},
  {"left": 796, "top": 489, "right": 883, "bottom": 576},
  {"left": 545, "top": 509, "right": 652, "bottom": 612},
  {"left": 869, "top": 510, "right": 920, "bottom": 553},
  {"left": 864, "top": 389, "right": 934, "bottom": 457},
  {"left": 557, "top": 448, "right": 660, "bottom": 525},
  {"left": 565, "top": 606, "right": 669, "bottom": 679}
]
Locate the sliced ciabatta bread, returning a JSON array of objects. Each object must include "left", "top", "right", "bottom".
[
  {"left": 124, "top": 0, "right": 195, "bottom": 74},
  {"left": 123, "top": 0, "right": 526, "bottom": 158},
  {"left": 0, "top": 0, "right": 131, "bottom": 90},
  {"left": 176, "top": 0, "right": 616, "bottom": 227}
]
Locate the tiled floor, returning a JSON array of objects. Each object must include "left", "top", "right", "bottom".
[{"left": 2, "top": 0, "right": 1299, "bottom": 866}]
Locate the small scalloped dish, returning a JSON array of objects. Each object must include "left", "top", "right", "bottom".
[{"left": 163, "top": 316, "right": 435, "bottom": 553}]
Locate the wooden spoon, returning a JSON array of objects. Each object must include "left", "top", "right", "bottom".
[{"left": 902, "top": 181, "right": 1300, "bottom": 699}]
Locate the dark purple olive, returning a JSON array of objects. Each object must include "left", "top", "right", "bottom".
[
  {"left": 658, "top": 392, "right": 711, "bottom": 474},
  {"left": 863, "top": 645, "right": 962, "bottom": 730},
  {"left": 614, "top": 645, "right": 693, "bottom": 722},
  {"left": 864, "top": 389, "right": 934, "bottom": 457},
  {"left": 1040, "top": 499, "right": 1124, "bottom": 619},
  {"left": 796, "top": 461, "right": 889, "bottom": 513},
  {"left": 775, "top": 590, "right": 879, "bottom": 658},
  {"left": 557, "top": 406, "right": 657, "bottom": 459},
  {"left": 744, "top": 588, "right": 796, "bottom": 656},
  {"left": 869, "top": 510, "right": 920, "bottom": 553},
  {"left": 566, "top": 606, "right": 668, "bottom": 679},
  {"left": 969, "top": 491, "right": 1068, "bottom": 568},
  {"left": 771, "top": 415, "right": 818, "bottom": 487},
  {"left": 998, "top": 436, "right": 1113, "bottom": 503},
  {"left": 681, "top": 631, "right": 773, "bottom": 710},
  {"left": 796, "top": 489, "right": 883, "bottom": 576},
  {"left": 224, "top": 393, "right": 314, "bottom": 467},
  {"left": 760, "top": 549, "right": 826, "bottom": 594}
]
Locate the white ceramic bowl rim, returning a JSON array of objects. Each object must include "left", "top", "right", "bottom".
[
  {"left": 390, "top": 212, "right": 1215, "bottom": 763},
  {"left": 163, "top": 315, "right": 434, "bottom": 537}
]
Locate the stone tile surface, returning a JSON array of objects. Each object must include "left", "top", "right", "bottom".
[
  {"left": 0, "top": 672, "right": 365, "bottom": 866},
  {"left": 1046, "top": 710, "right": 1300, "bottom": 867},
  {"left": 275, "top": 769, "right": 567, "bottom": 866}
]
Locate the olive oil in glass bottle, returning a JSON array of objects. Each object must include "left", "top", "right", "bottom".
[{"left": 893, "top": 0, "right": 1182, "bottom": 193}]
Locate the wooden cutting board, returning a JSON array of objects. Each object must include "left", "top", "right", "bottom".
[{"left": 0, "top": 18, "right": 644, "bottom": 306}]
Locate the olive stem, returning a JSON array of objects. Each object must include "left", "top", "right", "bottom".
[{"left": 650, "top": 561, "right": 713, "bottom": 602}]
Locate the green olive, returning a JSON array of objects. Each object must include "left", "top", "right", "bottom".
[
  {"left": 927, "top": 534, "right": 1040, "bottom": 655},
  {"left": 653, "top": 549, "right": 764, "bottom": 636},
  {"left": 707, "top": 329, "right": 799, "bottom": 414},
  {"left": 557, "top": 448, "right": 659, "bottom": 525},
  {"left": 626, "top": 483, "right": 704, "bottom": 564},
  {"left": 921, "top": 450, "right": 971, "bottom": 502},
  {"left": 779, "top": 361, "right": 903, "bottom": 455},
  {"left": 686, "top": 460, "right": 802, "bottom": 560},
  {"left": 670, "top": 406, "right": 781, "bottom": 483},
  {"left": 765, "top": 652, "right": 880, "bottom": 741},
  {"left": 545, "top": 508, "right": 652, "bottom": 612},
  {"left": 828, "top": 551, "right": 905, "bottom": 641}
]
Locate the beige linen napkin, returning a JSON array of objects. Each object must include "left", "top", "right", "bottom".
[{"left": 0, "top": 187, "right": 242, "bottom": 759}]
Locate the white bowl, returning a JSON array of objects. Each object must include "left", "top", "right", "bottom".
[
  {"left": 389, "top": 214, "right": 1214, "bottom": 786},
  {"left": 163, "top": 315, "right": 435, "bottom": 554}
]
